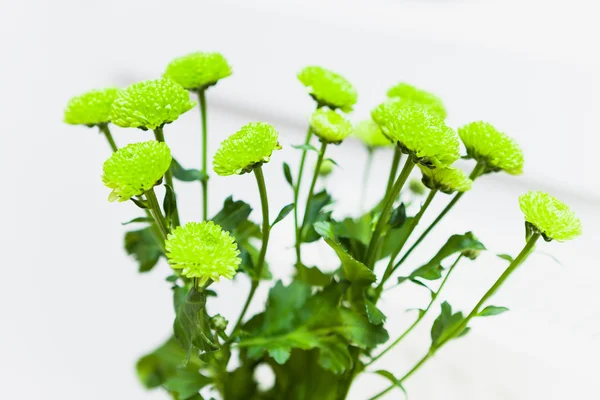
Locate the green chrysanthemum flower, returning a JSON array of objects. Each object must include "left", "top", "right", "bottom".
[
  {"left": 458, "top": 121, "right": 524, "bottom": 175},
  {"left": 310, "top": 109, "right": 353, "bottom": 144},
  {"left": 386, "top": 83, "right": 447, "bottom": 119},
  {"left": 213, "top": 122, "right": 281, "bottom": 176},
  {"left": 318, "top": 159, "right": 335, "bottom": 177},
  {"left": 102, "top": 140, "right": 172, "bottom": 202},
  {"left": 419, "top": 165, "right": 473, "bottom": 194},
  {"left": 109, "top": 78, "right": 196, "bottom": 130},
  {"left": 165, "top": 221, "right": 241, "bottom": 283},
  {"left": 297, "top": 66, "right": 358, "bottom": 112},
  {"left": 371, "top": 103, "right": 460, "bottom": 168},
  {"left": 64, "top": 88, "right": 120, "bottom": 126},
  {"left": 519, "top": 191, "right": 582, "bottom": 241},
  {"left": 352, "top": 120, "right": 391, "bottom": 148},
  {"left": 164, "top": 52, "right": 232, "bottom": 90}
]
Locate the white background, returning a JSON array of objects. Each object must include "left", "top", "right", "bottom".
[{"left": 1, "top": 0, "right": 599, "bottom": 399}]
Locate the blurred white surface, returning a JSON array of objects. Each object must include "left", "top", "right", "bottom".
[{"left": 1, "top": 0, "right": 599, "bottom": 399}]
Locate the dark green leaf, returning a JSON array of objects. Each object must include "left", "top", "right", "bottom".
[
  {"left": 301, "top": 190, "right": 333, "bottom": 243},
  {"left": 271, "top": 203, "right": 295, "bottom": 228},
  {"left": 122, "top": 216, "right": 153, "bottom": 225},
  {"left": 478, "top": 305, "right": 509, "bottom": 317},
  {"left": 410, "top": 232, "right": 485, "bottom": 281},
  {"left": 283, "top": 162, "right": 293, "bottom": 187},
  {"left": 379, "top": 217, "right": 415, "bottom": 261},
  {"left": 211, "top": 196, "right": 253, "bottom": 232},
  {"left": 163, "top": 184, "right": 177, "bottom": 225},
  {"left": 130, "top": 197, "right": 149, "bottom": 209},
  {"left": 292, "top": 144, "right": 318, "bottom": 152},
  {"left": 430, "top": 302, "right": 466, "bottom": 348},
  {"left": 124, "top": 227, "right": 163, "bottom": 273},
  {"left": 171, "top": 158, "right": 207, "bottom": 182},
  {"left": 163, "top": 369, "right": 211, "bottom": 399},
  {"left": 365, "top": 297, "right": 386, "bottom": 325},
  {"left": 373, "top": 370, "right": 407, "bottom": 397},
  {"left": 389, "top": 203, "right": 407, "bottom": 228},
  {"left": 497, "top": 253, "right": 514, "bottom": 262},
  {"left": 319, "top": 234, "right": 375, "bottom": 285},
  {"left": 295, "top": 264, "right": 332, "bottom": 286}
]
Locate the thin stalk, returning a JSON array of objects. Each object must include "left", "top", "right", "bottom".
[
  {"left": 371, "top": 234, "right": 541, "bottom": 399},
  {"left": 293, "top": 125, "right": 314, "bottom": 265},
  {"left": 300, "top": 141, "right": 328, "bottom": 231},
  {"left": 365, "top": 158, "right": 416, "bottom": 269},
  {"left": 145, "top": 187, "right": 169, "bottom": 240},
  {"left": 228, "top": 167, "right": 270, "bottom": 338},
  {"left": 98, "top": 124, "right": 118, "bottom": 152},
  {"left": 384, "top": 147, "right": 402, "bottom": 199},
  {"left": 377, "top": 189, "right": 438, "bottom": 290},
  {"left": 391, "top": 161, "right": 487, "bottom": 273},
  {"left": 153, "top": 127, "right": 181, "bottom": 227},
  {"left": 198, "top": 89, "right": 209, "bottom": 221},
  {"left": 367, "top": 255, "right": 462, "bottom": 367},
  {"left": 360, "top": 149, "right": 375, "bottom": 212}
]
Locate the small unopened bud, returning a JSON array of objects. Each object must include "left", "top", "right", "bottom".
[{"left": 210, "top": 314, "right": 228, "bottom": 331}]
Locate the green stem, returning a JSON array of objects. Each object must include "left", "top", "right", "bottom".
[
  {"left": 391, "top": 161, "right": 487, "bottom": 273},
  {"left": 198, "top": 90, "right": 209, "bottom": 221},
  {"left": 153, "top": 127, "right": 181, "bottom": 227},
  {"left": 367, "top": 255, "right": 462, "bottom": 367},
  {"left": 371, "top": 234, "right": 540, "bottom": 399},
  {"left": 365, "top": 157, "right": 416, "bottom": 269},
  {"left": 360, "top": 149, "right": 374, "bottom": 212},
  {"left": 377, "top": 189, "right": 438, "bottom": 291},
  {"left": 98, "top": 124, "right": 118, "bottom": 152},
  {"left": 384, "top": 148, "right": 402, "bottom": 199},
  {"left": 293, "top": 125, "right": 314, "bottom": 266},
  {"left": 300, "top": 141, "right": 328, "bottom": 231},
  {"left": 144, "top": 187, "right": 169, "bottom": 240},
  {"left": 228, "top": 167, "right": 271, "bottom": 338}
]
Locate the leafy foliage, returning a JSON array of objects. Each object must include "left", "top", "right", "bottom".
[
  {"left": 124, "top": 226, "right": 163, "bottom": 272},
  {"left": 430, "top": 302, "right": 469, "bottom": 349}
]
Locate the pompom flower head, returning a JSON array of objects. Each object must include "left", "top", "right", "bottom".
[
  {"left": 519, "top": 191, "right": 582, "bottom": 242},
  {"left": 386, "top": 83, "right": 447, "bottom": 120},
  {"left": 458, "top": 121, "right": 524, "bottom": 175},
  {"left": 371, "top": 103, "right": 460, "bottom": 168},
  {"left": 164, "top": 52, "right": 232, "bottom": 91},
  {"left": 64, "top": 87, "right": 120, "bottom": 126},
  {"left": 353, "top": 120, "right": 391, "bottom": 148},
  {"left": 297, "top": 66, "right": 358, "bottom": 112},
  {"left": 109, "top": 78, "right": 196, "bottom": 130},
  {"left": 213, "top": 122, "right": 281, "bottom": 176},
  {"left": 102, "top": 140, "right": 172, "bottom": 202},
  {"left": 166, "top": 221, "right": 241, "bottom": 283},
  {"left": 310, "top": 109, "right": 353, "bottom": 144},
  {"left": 419, "top": 165, "right": 473, "bottom": 194}
]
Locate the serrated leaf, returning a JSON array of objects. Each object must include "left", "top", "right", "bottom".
[
  {"left": 430, "top": 302, "right": 467, "bottom": 348},
  {"left": 478, "top": 305, "right": 509, "bottom": 317},
  {"left": 292, "top": 143, "right": 318, "bottom": 152},
  {"left": 171, "top": 158, "right": 207, "bottom": 182},
  {"left": 295, "top": 264, "right": 332, "bottom": 286},
  {"left": 124, "top": 227, "right": 163, "bottom": 273},
  {"left": 365, "top": 297, "right": 386, "bottom": 325},
  {"left": 283, "top": 162, "right": 293, "bottom": 187},
  {"left": 271, "top": 203, "right": 294, "bottom": 228},
  {"left": 211, "top": 196, "right": 253, "bottom": 232}
]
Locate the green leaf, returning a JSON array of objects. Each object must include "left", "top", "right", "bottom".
[
  {"left": 389, "top": 203, "right": 407, "bottom": 228},
  {"left": 365, "top": 298, "right": 386, "bottom": 325},
  {"left": 295, "top": 264, "right": 332, "bottom": 287},
  {"left": 173, "top": 287, "right": 219, "bottom": 361},
  {"left": 163, "top": 184, "right": 177, "bottom": 225},
  {"left": 171, "top": 158, "right": 207, "bottom": 182},
  {"left": 130, "top": 197, "right": 149, "bottom": 209},
  {"left": 301, "top": 190, "right": 333, "bottom": 243},
  {"left": 430, "top": 302, "right": 467, "bottom": 348},
  {"left": 121, "top": 216, "right": 153, "bottom": 225},
  {"left": 478, "top": 305, "right": 509, "bottom": 317},
  {"left": 271, "top": 203, "right": 295, "bottom": 228},
  {"left": 292, "top": 143, "right": 318, "bottom": 152},
  {"left": 318, "top": 231, "right": 375, "bottom": 285},
  {"left": 373, "top": 370, "right": 407, "bottom": 397},
  {"left": 163, "top": 369, "right": 211, "bottom": 399},
  {"left": 211, "top": 196, "right": 253, "bottom": 232},
  {"left": 497, "top": 253, "right": 514, "bottom": 262},
  {"left": 124, "top": 227, "right": 163, "bottom": 273},
  {"left": 283, "top": 162, "right": 293, "bottom": 187},
  {"left": 410, "top": 232, "right": 485, "bottom": 281},
  {"left": 379, "top": 217, "right": 415, "bottom": 261}
]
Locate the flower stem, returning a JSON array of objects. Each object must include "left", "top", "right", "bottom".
[
  {"left": 371, "top": 233, "right": 541, "bottom": 399},
  {"left": 98, "top": 124, "right": 118, "bottom": 152},
  {"left": 197, "top": 89, "right": 209, "bottom": 221},
  {"left": 367, "top": 255, "right": 462, "bottom": 367},
  {"left": 145, "top": 187, "right": 169, "bottom": 240},
  {"left": 153, "top": 127, "right": 181, "bottom": 227},
  {"left": 228, "top": 166, "right": 271, "bottom": 338},
  {"left": 365, "top": 157, "right": 416, "bottom": 269},
  {"left": 360, "top": 149, "right": 375, "bottom": 212},
  {"left": 390, "top": 161, "right": 487, "bottom": 273},
  {"left": 300, "top": 141, "right": 328, "bottom": 232},
  {"left": 293, "top": 125, "right": 314, "bottom": 266},
  {"left": 377, "top": 189, "right": 438, "bottom": 290},
  {"left": 384, "top": 147, "right": 402, "bottom": 199}
]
